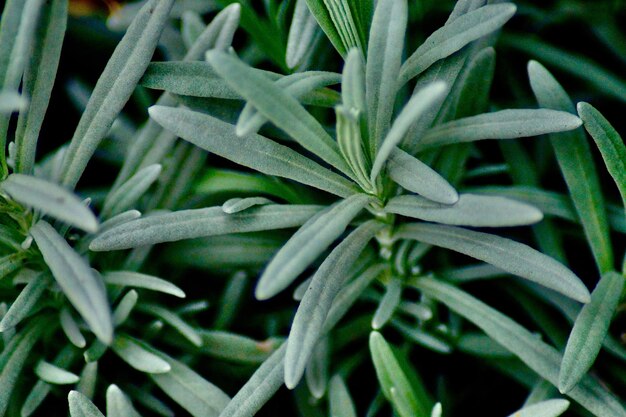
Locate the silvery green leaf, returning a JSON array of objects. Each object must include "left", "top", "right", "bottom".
[
  {"left": 303, "top": 0, "right": 347, "bottom": 56},
  {"left": 34, "top": 361, "right": 79, "bottom": 385},
  {"left": 106, "top": 384, "right": 142, "bottom": 417},
  {"left": 218, "top": 343, "right": 286, "bottom": 417},
  {"left": 137, "top": 303, "right": 202, "bottom": 347},
  {"left": 75, "top": 362, "right": 98, "bottom": 399},
  {"left": 0, "top": 253, "right": 23, "bottom": 279},
  {"left": 60, "top": 307, "right": 86, "bottom": 348},
  {"left": 399, "top": 4, "right": 516, "bottom": 85},
  {"left": 112, "top": 290, "right": 138, "bottom": 326},
  {"left": 236, "top": 71, "right": 341, "bottom": 137},
  {"left": 101, "top": 164, "right": 161, "bottom": 219},
  {"left": 506, "top": 399, "right": 569, "bottom": 417},
  {"left": 0, "top": 90, "right": 26, "bottom": 114},
  {"left": 104, "top": 271, "right": 185, "bottom": 298},
  {"left": 148, "top": 106, "right": 358, "bottom": 198},
  {"left": 199, "top": 331, "right": 279, "bottom": 364},
  {"left": 256, "top": 193, "right": 373, "bottom": 300},
  {"left": 370, "top": 81, "right": 447, "bottom": 182},
  {"left": 391, "top": 320, "right": 452, "bottom": 354},
  {"left": 369, "top": 331, "right": 430, "bottom": 417},
  {"left": 287, "top": 0, "right": 319, "bottom": 69},
  {"left": 111, "top": 333, "right": 171, "bottom": 374},
  {"left": 68, "top": 391, "right": 104, "bottom": 417},
  {"left": 305, "top": 336, "right": 329, "bottom": 399},
  {"left": 559, "top": 271, "right": 624, "bottom": 393},
  {"left": 411, "top": 277, "right": 626, "bottom": 417},
  {"left": 528, "top": 61, "right": 613, "bottom": 273},
  {"left": 2, "top": 174, "right": 98, "bottom": 233},
  {"left": 90, "top": 204, "right": 323, "bottom": 251},
  {"left": 0, "top": 274, "right": 48, "bottom": 331},
  {"left": 329, "top": 375, "right": 357, "bottom": 417},
  {"left": 322, "top": 0, "right": 362, "bottom": 53},
  {"left": 395, "top": 223, "right": 590, "bottom": 303},
  {"left": 372, "top": 278, "right": 402, "bottom": 330},
  {"left": 366, "top": 0, "right": 407, "bottom": 156},
  {"left": 385, "top": 194, "right": 543, "bottom": 227},
  {"left": 418, "top": 109, "right": 582, "bottom": 150},
  {"left": 456, "top": 332, "right": 511, "bottom": 357},
  {"left": 578, "top": 102, "right": 626, "bottom": 210},
  {"left": 59, "top": 0, "right": 174, "bottom": 189},
  {"left": 0, "top": 320, "right": 48, "bottom": 416},
  {"left": 14, "top": 0, "right": 66, "bottom": 174},
  {"left": 387, "top": 149, "right": 459, "bottom": 204},
  {"left": 31, "top": 221, "right": 113, "bottom": 344},
  {"left": 341, "top": 48, "right": 365, "bottom": 113},
  {"left": 222, "top": 197, "right": 274, "bottom": 214},
  {"left": 285, "top": 220, "right": 384, "bottom": 388},
  {"left": 336, "top": 106, "right": 373, "bottom": 192},
  {"left": 206, "top": 50, "right": 351, "bottom": 176},
  {"left": 181, "top": 11, "right": 205, "bottom": 49},
  {"left": 150, "top": 349, "right": 230, "bottom": 417},
  {"left": 431, "top": 403, "right": 443, "bottom": 417}
]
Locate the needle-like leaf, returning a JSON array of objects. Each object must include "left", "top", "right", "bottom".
[
  {"left": 111, "top": 334, "right": 171, "bottom": 374},
  {"left": 103, "top": 271, "right": 185, "bottom": 298},
  {"left": 287, "top": 0, "right": 319, "bottom": 69}
]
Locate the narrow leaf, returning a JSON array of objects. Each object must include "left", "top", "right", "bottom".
[
  {"left": 506, "top": 399, "right": 570, "bottom": 417},
  {"left": 0, "top": 274, "right": 48, "bottom": 331},
  {"left": 385, "top": 194, "right": 543, "bottom": 227},
  {"left": 137, "top": 303, "right": 202, "bottom": 347},
  {"left": 111, "top": 334, "right": 171, "bottom": 374},
  {"left": 31, "top": 221, "right": 113, "bottom": 343},
  {"left": 256, "top": 193, "right": 373, "bottom": 300},
  {"left": 68, "top": 391, "right": 104, "bottom": 417},
  {"left": 104, "top": 271, "right": 185, "bottom": 298},
  {"left": 90, "top": 204, "right": 323, "bottom": 251},
  {"left": 106, "top": 385, "right": 142, "bottom": 417},
  {"left": 222, "top": 197, "right": 273, "bottom": 214},
  {"left": 2, "top": 174, "right": 98, "bottom": 233},
  {"left": 372, "top": 279, "right": 402, "bottom": 330},
  {"left": 559, "top": 271, "right": 624, "bottom": 393},
  {"left": 0, "top": 90, "right": 26, "bottom": 114},
  {"left": 395, "top": 223, "right": 590, "bottom": 303},
  {"left": 35, "top": 361, "right": 79, "bottom": 385},
  {"left": 60, "top": 307, "right": 86, "bottom": 348},
  {"left": 287, "top": 0, "right": 319, "bottom": 69},
  {"left": 101, "top": 164, "right": 161, "bottom": 219},
  {"left": 329, "top": 375, "right": 357, "bottom": 417}
]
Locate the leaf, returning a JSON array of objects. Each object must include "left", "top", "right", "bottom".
[
  {"left": 111, "top": 334, "right": 171, "bottom": 374},
  {"left": 559, "top": 271, "right": 624, "bottom": 393},
  {"left": 287, "top": 0, "right": 319, "bottom": 69},
  {"left": 68, "top": 391, "right": 104, "bottom": 417},
  {"left": 34, "top": 361, "right": 79, "bottom": 385},
  {"left": 285, "top": 220, "right": 384, "bottom": 388},
  {"left": 528, "top": 60, "right": 613, "bottom": 273},
  {"left": 222, "top": 197, "right": 273, "bottom": 214},
  {"left": 418, "top": 109, "right": 582, "bottom": 150},
  {"left": 101, "top": 164, "right": 161, "bottom": 219},
  {"left": 336, "top": 106, "right": 373, "bottom": 192},
  {"left": 329, "top": 375, "right": 357, "bottom": 417},
  {"left": 370, "top": 81, "right": 447, "bottom": 182},
  {"left": 59, "top": 0, "right": 174, "bottom": 188},
  {"left": 385, "top": 194, "right": 543, "bottom": 227},
  {"left": 104, "top": 271, "right": 185, "bottom": 298},
  {"left": 112, "top": 289, "right": 138, "bottom": 326},
  {"left": 14, "top": 0, "right": 67, "bottom": 174},
  {"left": 341, "top": 48, "right": 365, "bottom": 112},
  {"left": 31, "top": 221, "right": 113, "bottom": 343},
  {"left": 577, "top": 102, "right": 626, "bottom": 210},
  {"left": 199, "top": 331, "right": 279, "bottom": 364},
  {"left": 303, "top": 0, "right": 347, "bottom": 56},
  {"left": 106, "top": 385, "right": 142, "bottom": 417},
  {"left": 150, "top": 349, "right": 230, "bottom": 417},
  {"left": 372, "top": 278, "right": 402, "bottom": 330},
  {"left": 305, "top": 336, "right": 329, "bottom": 399},
  {"left": 0, "top": 90, "right": 26, "bottom": 114},
  {"left": 255, "top": 193, "right": 373, "bottom": 300},
  {"left": 366, "top": 0, "right": 407, "bottom": 156},
  {"left": 395, "top": 223, "right": 590, "bottom": 303},
  {"left": 369, "top": 331, "right": 430, "bottom": 417},
  {"left": 387, "top": 149, "right": 459, "bottom": 204},
  {"left": 90, "top": 204, "right": 323, "bottom": 251},
  {"left": 181, "top": 11, "right": 205, "bottom": 49},
  {"left": 205, "top": 50, "right": 351, "bottom": 176},
  {"left": 399, "top": 4, "right": 516, "bottom": 85},
  {"left": 411, "top": 277, "right": 626, "bottom": 417},
  {"left": 2, "top": 174, "right": 98, "bottom": 233},
  {"left": 506, "top": 399, "right": 570, "bottom": 417},
  {"left": 148, "top": 105, "right": 358, "bottom": 198},
  {"left": 0, "top": 274, "right": 48, "bottom": 331},
  {"left": 137, "top": 303, "right": 202, "bottom": 347},
  {"left": 60, "top": 307, "right": 86, "bottom": 348}
]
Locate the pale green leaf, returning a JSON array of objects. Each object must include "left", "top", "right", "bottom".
[
  {"left": 411, "top": 277, "right": 626, "bottom": 417},
  {"left": 199, "top": 331, "right": 279, "bottom": 364},
  {"left": 387, "top": 149, "right": 459, "bottom": 204},
  {"left": 111, "top": 334, "right": 171, "bottom": 374},
  {"left": 60, "top": 0, "right": 174, "bottom": 188},
  {"left": 90, "top": 204, "right": 323, "bottom": 251},
  {"left": 0, "top": 274, "right": 48, "bottom": 331},
  {"left": 101, "top": 164, "right": 161, "bottom": 219},
  {"left": 222, "top": 197, "right": 273, "bottom": 214},
  {"left": 60, "top": 307, "right": 86, "bottom": 348},
  {"left": 372, "top": 278, "right": 402, "bottom": 330},
  {"left": 137, "top": 303, "right": 202, "bottom": 347},
  {"left": 559, "top": 271, "right": 624, "bottom": 393},
  {"left": 104, "top": 271, "right": 185, "bottom": 298},
  {"left": 106, "top": 384, "right": 142, "bottom": 417},
  {"left": 112, "top": 289, "right": 138, "bottom": 326},
  {"left": 399, "top": 4, "right": 516, "bottom": 85},
  {"left": 148, "top": 105, "right": 358, "bottom": 198},
  {"left": 303, "top": 0, "right": 347, "bottom": 56},
  {"left": 418, "top": 109, "right": 582, "bottom": 150},
  {"left": 286, "top": 0, "right": 319, "bottom": 69},
  {"left": 285, "top": 220, "right": 384, "bottom": 388},
  {"left": 385, "top": 194, "right": 543, "bottom": 227},
  {"left": 2, "top": 174, "right": 98, "bottom": 233},
  {"left": 0, "top": 90, "right": 26, "bottom": 114},
  {"left": 31, "top": 221, "right": 113, "bottom": 343},
  {"left": 181, "top": 11, "right": 205, "bottom": 49},
  {"left": 255, "top": 193, "right": 373, "bottom": 300},
  {"left": 68, "top": 391, "right": 104, "bottom": 417},
  {"left": 329, "top": 375, "right": 357, "bottom": 417},
  {"left": 341, "top": 48, "right": 365, "bottom": 113},
  {"left": 506, "top": 399, "right": 569, "bottom": 417},
  {"left": 305, "top": 336, "right": 329, "bottom": 399},
  {"left": 34, "top": 361, "right": 79, "bottom": 385},
  {"left": 395, "top": 223, "right": 590, "bottom": 303}
]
